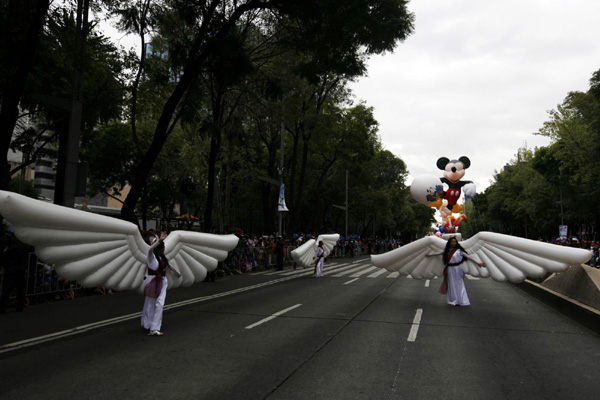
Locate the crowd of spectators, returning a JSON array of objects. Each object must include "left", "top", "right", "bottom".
[
  {"left": 569, "top": 239, "right": 600, "bottom": 268},
  {"left": 548, "top": 237, "right": 599, "bottom": 267},
  {"left": 214, "top": 233, "right": 405, "bottom": 276}
]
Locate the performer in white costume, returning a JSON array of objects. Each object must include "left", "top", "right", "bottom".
[
  {"left": 142, "top": 231, "right": 180, "bottom": 336},
  {"left": 313, "top": 241, "right": 325, "bottom": 278},
  {"left": 426, "top": 236, "right": 485, "bottom": 306},
  {"left": 292, "top": 234, "right": 339, "bottom": 269}
]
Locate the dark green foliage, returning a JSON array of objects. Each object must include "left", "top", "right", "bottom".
[{"left": 8, "top": 177, "right": 39, "bottom": 199}]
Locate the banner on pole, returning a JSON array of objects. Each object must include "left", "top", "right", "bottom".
[
  {"left": 278, "top": 183, "right": 289, "bottom": 212},
  {"left": 559, "top": 225, "right": 568, "bottom": 240}
]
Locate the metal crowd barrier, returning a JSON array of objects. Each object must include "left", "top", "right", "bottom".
[
  {"left": 219, "top": 245, "right": 299, "bottom": 273},
  {"left": 0, "top": 253, "right": 83, "bottom": 308}
]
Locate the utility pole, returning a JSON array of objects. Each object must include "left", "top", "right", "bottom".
[
  {"left": 258, "top": 119, "right": 287, "bottom": 237},
  {"left": 333, "top": 169, "right": 349, "bottom": 238},
  {"left": 278, "top": 119, "right": 285, "bottom": 236},
  {"left": 345, "top": 169, "right": 348, "bottom": 238}
]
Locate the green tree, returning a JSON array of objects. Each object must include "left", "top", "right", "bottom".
[
  {"left": 0, "top": 0, "right": 50, "bottom": 189},
  {"left": 5, "top": 4, "right": 125, "bottom": 203},
  {"left": 117, "top": 0, "right": 415, "bottom": 227},
  {"left": 534, "top": 70, "right": 600, "bottom": 239}
]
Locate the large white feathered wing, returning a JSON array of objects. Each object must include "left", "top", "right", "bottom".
[
  {"left": 459, "top": 232, "right": 590, "bottom": 282},
  {"left": 162, "top": 231, "right": 239, "bottom": 289},
  {"left": 370, "top": 236, "right": 447, "bottom": 279},
  {"left": 370, "top": 232, "right": 591, "bottom": 283},
  {"left": 291, "top": 233, "right": 339, "bottom": 268},
  {"left": 0, "top": 191, "right": 238, "bottom": 292}
]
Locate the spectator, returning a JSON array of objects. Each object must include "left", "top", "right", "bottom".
[
  {"left": 591, "top": 243, "right": 599, "bottom": 268},
  {"left": 276, "top": 236, "right": 284, "bottom": 270},
  {"left": 0, "top": 231, "right": 32, "bottom": 313}
]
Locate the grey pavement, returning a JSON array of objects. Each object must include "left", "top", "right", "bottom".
[{"left": 1, "top": 256, "right": 600, "bottom": 400}]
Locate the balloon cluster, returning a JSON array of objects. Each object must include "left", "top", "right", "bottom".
[{"left": 411, "top": 157, "right": 475, "bottom": 234}]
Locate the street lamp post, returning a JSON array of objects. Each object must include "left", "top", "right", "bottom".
[
  {"left": 278, "top": 119, "right": 285, "bottom": 236},
  {"left": 333, "top": 169, "right": 349, "bottom": 238},
  {"left": 345, "top": 168, "right": 348, "bottom": 238}
]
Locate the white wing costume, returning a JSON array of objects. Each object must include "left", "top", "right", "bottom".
[
  {"left": 371, "top": 232, "right": 590, "bottom": 282},
  {"left": 0, "top": 190, "right": 238, "bottom": 292},
  {"left": 291, "top": 234, "right": 340, "bottom": 268}
]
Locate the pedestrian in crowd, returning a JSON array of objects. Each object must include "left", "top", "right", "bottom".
[
  {"left": 0, "top": 229, "right": 32, "bottom": 313},
  {"left": 275, "top": 236, "right": 284, "bottom": 270},
  {"left": 313, "top": 240, "right": 325, "bottom": 278},
  {"left": 246, "top": 235, "right": 257, "bottom": 248},
  {"left": 425, "top": 236, "right": 485, "bottom": 306},
  {"left": 142, "top": 231, "right": 181, "bottom": 336},
  {"left": 267, "top": 237, "right": 275, "bottom": 267}
]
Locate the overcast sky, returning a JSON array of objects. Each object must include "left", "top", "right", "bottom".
[{"left": 348, "top": 0, "right": 600, "bottom": 192}]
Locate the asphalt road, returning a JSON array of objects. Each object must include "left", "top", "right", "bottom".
[{"left": 1, "top": 256, "right": 599, "bottom": 400}]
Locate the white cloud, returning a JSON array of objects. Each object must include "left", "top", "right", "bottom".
[{"left": 349, "top": 0, "right": 600, "bottom": 192}]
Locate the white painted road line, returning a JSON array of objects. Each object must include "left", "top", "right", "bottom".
[
  {"left": 350, "top": 266, "right": 378, "bottom": 278},
  {"left": 343, "top": 278, "right": 359, "bottom": 285},
  {"left": 367, "top": 268, "right": 387, "bottom": 278},
  {"left": 245, "top": 304, "right": 302, "bottom": 330},
  {"left": 332, "top": 263, "right": 370, "bottom": 277},
  {"left": 407, "top": 308, "right": 423, "bottom": 342},
  {"left": 386, "top": 272, "right": 400, "bottom": 278},
  {"left": 425, "top": 279, "right": 430, "bottom": 288},
  {"left": 280, "top": 262, "right": 353, "bottom": 276}
]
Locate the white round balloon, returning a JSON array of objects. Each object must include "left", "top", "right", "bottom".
[{"left": 410, "top": 174, "right": 444, "bottom": 206}]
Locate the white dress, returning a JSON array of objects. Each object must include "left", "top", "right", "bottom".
[
  {"left": 141, "top": 240, "right": 168, "bottom": 331},
  {"left": 431, "top": 249, "right": 479, "bottom": 306},
  {"left": 314, "top": 247, "right": 325, "bottom": 277}
]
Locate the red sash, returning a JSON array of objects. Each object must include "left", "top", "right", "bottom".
[
  {"left": 145, "top": 259, "right": 167, "bottom": 298},
  {"left": 438, "top": 248, "right": 460, "bottom": 295}
]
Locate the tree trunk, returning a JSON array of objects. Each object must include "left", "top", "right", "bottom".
[
  {"left": 120, "top": 0, "right": 229, "bottom": 223},
  {"left": 224, "top": 129, "right": 234, "bottom": 232},
  {"left": 204, "top": 130, "right": 221, "bottom": 232},
  {"left": 295, "top": 136, "right": 310, "bottom": 225},
  {"left": 120, "top": 69, "right": 196, "bottom": 223},
  {"left": 0, "top": 0, "right": 50, "bottom": 189},
  {"left": 288, "top": 125, "right": 300, "bottom": 209}
]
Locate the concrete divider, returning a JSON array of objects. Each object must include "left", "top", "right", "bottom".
[{"left": 513, "top": 264, "right": 600, "bottom": 334}]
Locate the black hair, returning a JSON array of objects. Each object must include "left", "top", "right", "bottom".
[
  {"left": 442, "top": 236, "right": 467, "bottom": 265},
  {"left": 153, "top": 242, "right": 170, "bottom": 270},
  {"left": 153, "top": 242, "right": 165, "bottom": 258}
]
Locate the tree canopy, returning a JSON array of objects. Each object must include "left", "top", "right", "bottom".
[
  {"left": 7, "top": 2, "right": 600, "bottom": 244},
  {"left": 1, "top": 0, "right": 431, "bottom": 239}
]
